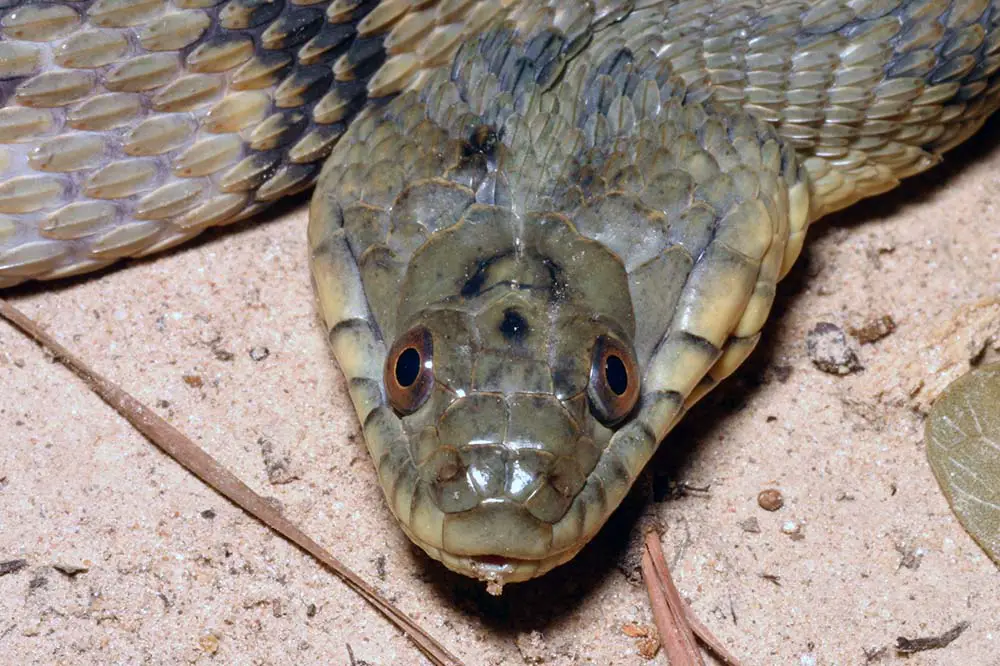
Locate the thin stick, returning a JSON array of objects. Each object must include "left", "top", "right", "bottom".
[
  {"left": 0, "top": 298, "right": 464, "bottom": 666},
  {"left": 642, "top": 531, "right": 743, "bottom": 666},
  {"left": 642, "top": 531, "right": 704, "bottom": 666}
]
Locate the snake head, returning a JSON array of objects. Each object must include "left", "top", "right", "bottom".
[
  {"left": 361, "top": 201, "right": 652, "bottom": 586},
  {"left": 310, "top": 31, "right": 809, "bottom": 586}
]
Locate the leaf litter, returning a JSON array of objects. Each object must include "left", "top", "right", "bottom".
[{"left": 926, "top": 363, "right": 1000, "bottom": 565}]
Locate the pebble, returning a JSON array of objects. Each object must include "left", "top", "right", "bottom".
[
  {"left": 758, "top": 488, "right": 784, "bottom": 511},
  {"left": 53, "top": 562, "right": 88, "bottom": 577},
  {"left": 249, "top": 345, "right": 270, "bottom": 361},
  {"left": 781, "top": 520, "right": 801, "bottom": 535},
  {"left": 198, "top": 634, "right": 219, "bottom": 654},
  {"left": 806, "top": 322, "right": 863, "bottom": 375},
  {"left": 848, "top": 314, "right": 896, "bottom": 344}
]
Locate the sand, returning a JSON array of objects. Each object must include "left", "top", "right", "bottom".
[{"left": 1, "top": 118, "right": 999, "bottom": 666}]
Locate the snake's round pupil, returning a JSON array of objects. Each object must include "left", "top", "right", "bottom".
[
  {"left": 605, "top": 355, "right": 628, "bottom": 395},
  {"left": 395, "top": 347, "right": 421, "bottom": 387}
]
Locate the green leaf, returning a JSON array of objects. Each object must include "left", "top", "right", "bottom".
[{"left": 926, "top": 363, "right": 1000, "bottom": 564}]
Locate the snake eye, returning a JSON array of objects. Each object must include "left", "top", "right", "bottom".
[
  {"left": 587, "top": 335, "right": 639, "bottom": 425},
  {"left": 384, "top": 327, "right": 434, "bottom": 415}
]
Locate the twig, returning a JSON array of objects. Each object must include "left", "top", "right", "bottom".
[
  {"left": 0, "top": 298, "right": 464, "bottom": 666},
  {"left": 642, "top": 531, "right": 743, "bottom": 666},
  {"left": 896, "top": 621, "right": 969, "bottom": 654}
]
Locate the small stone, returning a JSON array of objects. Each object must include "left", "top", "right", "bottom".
[
  {"left": 848, "top": 315, "right": 896, "bottom": 344},
  {"left": 738, "top": 517, "right": 761, "bottom": 533},
  {"left": 781, "top": 520, "right": 802, "bottom": 537},
  {"left": 806, "top": 322, "right": 863, "bottom": 375},
  {"left": 863, "top": 646, "right": 888, "bottom": 662},
  {"left": 249, "top": 345, "right": 270, "bottom": 361},
  {"left": 182, "top": 374, "right": 204, "bottom": 388},
  {"left": 198, "top": 633, "right": 219, "bottom": 654},
  {"left": 200, "top": 509, "right": 216, "bottom": 519},
  {"left": 758, "top": 488, "right": 784, "bottom": 511},
  {"left": 637, "top": 636, "right": 660, "bottom": 660},
  {"left": 53, "top": 562, "right": 88, "bottom": 577},
  {"left": 622, "top": 622, "right": 650, "bottom": 638},
  {"left": 306, "top": 603, "right": 317, "bottom": 618}
]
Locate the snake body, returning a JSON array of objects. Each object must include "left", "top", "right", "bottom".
[{"left": 2, "top": 0, "right": 1000, "bottom": 586}]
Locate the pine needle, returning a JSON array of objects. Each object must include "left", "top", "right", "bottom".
[{"left": 642, "top": 530, "right": 743, "bottom": 666}]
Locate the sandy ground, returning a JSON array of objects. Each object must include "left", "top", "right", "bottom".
[{"left": 2, "top": 116, "right": 1000, "bottom": 666}]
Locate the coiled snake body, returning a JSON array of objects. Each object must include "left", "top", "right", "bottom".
[{"left": 2, "top": 0, "right": 998, "bottom": 587}]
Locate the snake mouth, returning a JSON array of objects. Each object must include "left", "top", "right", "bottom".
[
  {"left": 399, "top": 523, "right": 586, "bottom": 593},
  {"left": 464, "top": 556, "right": 543, "bottom": 594},
  {"left": 443, "top": 550, "right": 584, "bottom": 593}
]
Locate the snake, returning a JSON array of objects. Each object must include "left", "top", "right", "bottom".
[{"left": 1, "top": 0, "right": 999, "bottom": 590}]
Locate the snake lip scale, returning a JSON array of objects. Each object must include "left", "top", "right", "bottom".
[{"left": 2, "top": 0, "right": 999, "bottom": 589}]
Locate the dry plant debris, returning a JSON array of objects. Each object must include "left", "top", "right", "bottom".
[{"left": 896, "top": 621, "right": 970, "bottom": 654}]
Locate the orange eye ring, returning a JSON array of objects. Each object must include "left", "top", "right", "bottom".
[
  {"left": 384, "top": 327, "right": 434, "bottom": 415},
  {"left": 587, "top": 335, "right": 640, "bottom": 425}
]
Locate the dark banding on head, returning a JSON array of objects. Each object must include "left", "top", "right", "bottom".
[{"left": 461, "top": 260, "right": 489, "bottom": 297}]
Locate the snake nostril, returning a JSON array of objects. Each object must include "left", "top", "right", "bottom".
[{"left": 436, "top": 462, "right": 461, "bottom": 482}]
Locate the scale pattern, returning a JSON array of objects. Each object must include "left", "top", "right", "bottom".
[
  {"left": 5, "top": 0, "right": 1000, "bottom": 584},
  {"left": 0, "top": 0, "right": 528, "bottom": 286},
  {"left": 3, "top": 0, "right": 1000, "bottom": 287},
  {"left": 638, "top": 0, "right": 1000, "bottom": 217}
]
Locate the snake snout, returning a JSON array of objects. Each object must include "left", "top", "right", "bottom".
[
  {"left": 431, "top": 392, "right": 594, "bottom": 519},
  {"left": 407, "top": 392, "right": 601, "bottom": 580}
]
